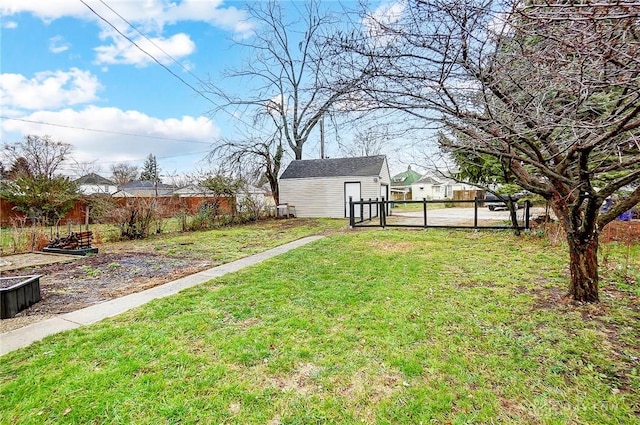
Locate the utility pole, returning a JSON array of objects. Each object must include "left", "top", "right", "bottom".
[{"left": 320, "top": 116, "right": 325, "bottom": 159}]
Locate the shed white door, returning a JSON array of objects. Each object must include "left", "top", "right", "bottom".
[
  {"left": 380, "top": 184, "right": 389, "bottom": 215},
  {"left": 344, "top": 182, "right": 361, "bottom": 218}
]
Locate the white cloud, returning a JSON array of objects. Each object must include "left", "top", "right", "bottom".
[
  {"left": 486, "top": 12, "right": 513, "bottom": 39},
  {"left": 363, "top": 1, "right": 406, "bottom": 39},
  {"left": 1, "top": 107, "right": 219, "bottom": 172},
  {"left": 2, "top": 1, "right": 253, "bottom": 69},
  {"left": 266, "top": 94, "right": 286, "bottom": 117},
  {"left": 163, "top": 0, "right": 253, "bottom": 36},
  {"left": 2, "top": 20, "right": 17, "bottom": 29},
  {"left": 0, "top": 0, "right": 252, "bottom": 35},
  {"left": 0, "top": 68, "right": 101, "bottom": 110},
  {"left": 0, "top": 0, "right": 90, "bottom": 22},
  {"left": 49, "top": 35, "right": 70, "bottom": 54},
  {"left": 94, "top": 31, "right": 196, "bottom": 67}
]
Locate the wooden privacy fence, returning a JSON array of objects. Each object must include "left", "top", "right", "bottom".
[
  {"left": 0, "top": 198, "right": 91, "bottom": 227},
  {"left": 349, "top": 197, "right": 531, "bottom": 231},
  {"left": 0, "top": 196, "right": 235, "bottom": 227}
]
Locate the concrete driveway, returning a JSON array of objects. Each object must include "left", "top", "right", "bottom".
[{"left": 386, "top": 206, "right": 548, "bottom": 227}]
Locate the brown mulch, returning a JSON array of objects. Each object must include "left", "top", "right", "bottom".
[{"left": 0, "top": 251, "right": 212, "bottom": 333}]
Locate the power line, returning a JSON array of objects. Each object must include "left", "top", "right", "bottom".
[
  {"left": 80, "top": 0, "right": 274, "bottom": 139},
  {"left": 79, "top": 0, "right": 217, "bottom": 106},
  {"left": 97, "top": 0, "right": 209, "bottom": 89},
  {"left": 56, "top": 149, "right": 212, "bottom": 169},
  {"left": 1, "top": 116, "right": 215, "bottom": 145}
]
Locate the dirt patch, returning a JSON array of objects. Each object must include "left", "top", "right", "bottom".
[
  {"left": 0, "top": 277, "right": 34, "bottom": 290},
  {"left": 366, "top": 240, "right": 415, "bottom": 253},
  {"left": 0, "top": 251, "right": 212, "bottom": 333},
  {"left": 271, "top": 363, "right": 322, "bottom": 395},
  {"left": 0, "top": 252, "right": 77, "bottom": 272}
]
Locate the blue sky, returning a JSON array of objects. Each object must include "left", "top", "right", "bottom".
[{"left": 0, "top": 1, "right": 414, "bottom": 180}]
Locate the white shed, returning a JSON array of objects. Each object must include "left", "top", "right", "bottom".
[{"left": 279, "top": 155, "right": 391, "bottom": 218}]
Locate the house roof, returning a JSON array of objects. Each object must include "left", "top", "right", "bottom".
[
  {"left": 391, "top": 166, "right": 422, "bottom": 187},
  {"left": 280, "top": 155, "right": 387, "bottom": 179},
  {"left": 414, "top": 175, "right": 442, "bottom": 185},
  {"left": 74, "top": 173, "right": 115, "bottom": 186},
  {"left": 172, "top": 184, "right": 214, "bottom": 196},
  {"left": 112, "top": 190, "right": 136, "bottom": 198},
  {"left": 120, "top": 180, "right": 174, "bottom": 190}
]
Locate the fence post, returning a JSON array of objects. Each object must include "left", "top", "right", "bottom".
[
  {"left": 524, "top": 200, "right": 530, "bottom": 230},
  {"left": 381, "top": 197, "right": 387, "bottom": 228},
  {"left": 474, "top": 197, "right": 479, "bottom": 230},
  {"left": 360, "top": 198, "right": 364, "bottom": 222},
  {"left": 349, "top": 196, "right": 355, "bottom": 228},
  {"left": 369, "top": 198, "right": 372, "bottom": 221},
  {"left": 423, "top": 198, "right": 427, "bottom": 229}
]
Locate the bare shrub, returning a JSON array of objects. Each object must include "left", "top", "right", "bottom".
[
  {"left": 105, "top": 198, "right": 160, "bottom": 240},
  {"left": 26, "top": 230, "right": 49, "bottom": 252},
  {"left": 8, "top": 217, "right": 29, "bottom": 253},
  {"left": 236, "top": 191, "right": 266, "bottom": 222}
]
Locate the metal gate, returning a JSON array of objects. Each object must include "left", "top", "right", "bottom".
[{"left": 349, "top": 198, "right": 531, "bottom": 231}]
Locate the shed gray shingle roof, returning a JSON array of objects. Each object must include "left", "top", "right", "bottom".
[{"left": 280, "top": 155, "right": 386, "bottom": 179}]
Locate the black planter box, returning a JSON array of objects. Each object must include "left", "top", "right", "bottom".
[
  {"left": 42, "top": 247, "right": 98, "bottom": 256},
  {"left": 0, "top": 275, "right": 42, "bottom": 319}
]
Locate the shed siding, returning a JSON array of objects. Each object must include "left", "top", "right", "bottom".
[
  {"left": 280, "top": 176, "right": 384, "bottom": 218},
  {"left": 279, "top": 156, "right": 391, "bottom": 218},
  {"left": 379, "top": 158, "right": 391, "bottom": 188}
]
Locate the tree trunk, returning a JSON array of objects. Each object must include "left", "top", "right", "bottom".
[
  {"left": 566, "top": 233, "right": 599, "bottom": 302},
  {"left": 506, "top": 195, "right": 521, "bottom": 236}
]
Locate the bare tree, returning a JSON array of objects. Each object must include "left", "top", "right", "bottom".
[
  {"left": 208, "top": 106, "right": 285, "bottom": 204},
  {"left": 2, "top": 134, "right": 72, "bottom": 179},
  {"left": 336, "top": 1, "right": 640, "bottom": 302},
  {"left": 0, "top": 135, "right": 79, "bottom": 224},
  {"left": 110, "top": 163, "right": 139, "bottom": 186},
  {"left": 163, "top": 171, "right": 193, "bottom": 189},
  {"left": 339, "top": 126, "right": 388, "bottom": 157},
  {"left": 205, "top": 0, "right": 365, "bottom": 160},
  {"left": 69, "top": 159, "right": 102, "bottom": 179},
  {"left": 210, "top": 136, "right": 283, "bottom": 205}
]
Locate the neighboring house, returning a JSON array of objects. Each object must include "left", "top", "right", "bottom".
[
  {"left": 113, "top": 180, "right": 175, "bottom": 197},
  {"left": 74, "top": 173, "right": 118, "bottom": 195},
  {"left": 279, "top": 155, "right": 391, "bottom": 218},
  {"left": 173, "top": 184, "right": 274, "bottom": 210},
  {"left": 411, "top": 175, "right": 477, "bottom": 200},
  {"left": 236, "top": 185, "right": 275, "bottom": 212},
  {"left": 390, "top": 166, "right": 422, "bottom": 200},
  {"left": 172, "top": 184, "right": 215, "bottom": 197}
]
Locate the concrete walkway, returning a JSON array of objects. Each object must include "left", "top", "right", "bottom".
[{"left": 1, "top": 235, "right": 324, "bottom": 356}]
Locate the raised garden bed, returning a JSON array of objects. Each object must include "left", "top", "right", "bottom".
[
  {"left": 0, "top": 275, "right": 42, "bottom": 319},
  {"left": 42, "top": 247, "right": 98, "bottom": 256}
]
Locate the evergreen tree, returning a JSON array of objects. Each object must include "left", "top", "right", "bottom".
[{"left": 140, "top": 154, "right": 161, "bottom": 182}]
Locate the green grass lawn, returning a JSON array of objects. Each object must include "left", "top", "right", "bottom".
[
  {"left": 1, "top": 229, "right": 639, "bottom": 424},
  {"left": 0, "top": 217, "right": 344, "bottom": 256},
  {"left": 99, "top": 217, "right": 346, "bottom": 266}
]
